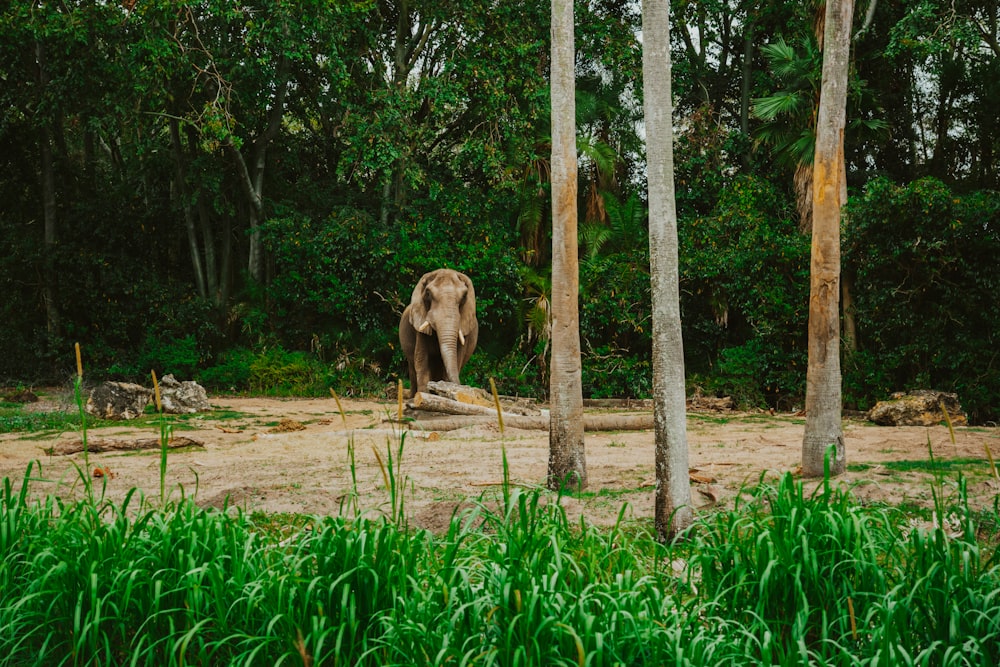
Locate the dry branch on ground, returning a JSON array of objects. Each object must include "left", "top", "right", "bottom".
[{"left": 44, "top": 436, "right": 204, "bottom": 456}]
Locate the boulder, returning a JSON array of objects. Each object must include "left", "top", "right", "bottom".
[
  {"left": 159, "top": 374, "right": 210, "bottom": 414},
  {"left": 86, "top": 382, "right": 152, "bottom": 420},
  {"left": 867, "top": 390, "right": 967, "bottom": 427}
]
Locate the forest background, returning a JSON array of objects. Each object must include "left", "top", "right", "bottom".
[{"left": 1, "top": 0, "right": 998, "bottom": 424}]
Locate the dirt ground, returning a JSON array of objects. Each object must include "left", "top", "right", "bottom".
[{"left": 2, "top": 392, "right": 999, "bottom": 531}]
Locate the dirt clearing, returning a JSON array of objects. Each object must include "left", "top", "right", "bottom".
[{"left": 2, "top": 393, "right": 999, "bottom": 530}]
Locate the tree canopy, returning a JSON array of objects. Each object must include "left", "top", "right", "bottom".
[{"left": 1, "top": 0, "right": 998, "bottom": 423}]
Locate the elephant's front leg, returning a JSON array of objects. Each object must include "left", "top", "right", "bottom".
[{"left": 413, "top": 335, "right": 436, "bottom": 395}]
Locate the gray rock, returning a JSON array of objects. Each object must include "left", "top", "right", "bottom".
[
  {"left": 159, "top": 374, "right": 210, "bottom": 414},
  {"left": 86, "top": 382, "right": 152, "bottom": 420},
  {"left": 867, "top": 390, "right": 967, "bottom": 427}
]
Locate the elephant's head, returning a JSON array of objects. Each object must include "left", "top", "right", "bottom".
[{"left": 405, "top": 269, "right": 478, "bottom": 387}]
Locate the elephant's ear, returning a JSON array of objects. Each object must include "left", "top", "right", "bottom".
[
  {"left": 407, "top": 271, "right": 436, "bottom": 328},
  {"left": 458, "top": 271, "right": 478, "bottom": 330}
]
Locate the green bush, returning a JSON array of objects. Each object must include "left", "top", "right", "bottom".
[
  {"left": 464, "top": 340, "right": 548, "bottom": 399},
  {"left": 582, "top": 346, "right": 652, "bottom": 398},
  {"left": 197, "top": 347, "right": 257, "bottom": 391},
  {"left": 845, "top": 177, "right": 1000, "bottom": 422},
  {"left": 680, "top": 175, "right": 810, "bottom": 408}
]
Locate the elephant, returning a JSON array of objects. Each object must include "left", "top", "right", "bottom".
[{"left": 399, "top": 269, "right": 479, "bottom": 398}]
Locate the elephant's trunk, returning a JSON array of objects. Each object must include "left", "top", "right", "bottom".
[{"left": 436, "top": 329, "right": 462, "bottom": 384}]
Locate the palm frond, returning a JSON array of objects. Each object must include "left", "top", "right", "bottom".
[
  {"left": 577, "top": 134, "right": 618, "bottom": 175},
  {"left": 752, "top": 91, "right": 809, "bottom": 121}
]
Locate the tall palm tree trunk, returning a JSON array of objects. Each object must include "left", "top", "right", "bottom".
[
  {"left": 547, "top": 0, "right": 587, "bottom": 491},
  {"left": 802, "top": 0, "right": 853, "bottom": 477},
  {"left": 643, "top": 0, "right": 692, "bottom": 540}
]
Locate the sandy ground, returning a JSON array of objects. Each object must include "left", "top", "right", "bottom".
[{"left": 2, "top": 392, "right": 999, "bottom": 531}]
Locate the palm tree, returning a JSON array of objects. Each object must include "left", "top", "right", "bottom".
[
  {"left": 752, "top": 36, "right": 822, "bottom": 233},
  {"left": 643, "top": 0, "right": 693, "bottom": 540},
  {"left": 547, "top": 0, "right": 587, "bottom": 491}
]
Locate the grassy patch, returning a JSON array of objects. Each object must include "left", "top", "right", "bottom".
[
  {"left": 0, "top": 404, "right": 252, "bottom": 435},
  {"left": 688, "top": 413, "right": 731, "bottom": 426},
  {"left": 571, "top": 485, "right": 646, "bottom": 501},
  {"left": 0, "top": 407, "right": 110, "bottom": 434},
  {"left": 881, "top": 457, "right": 989, "bottom": 473},
  {"left": 0, "top": 411, "right": 79, "bottom": 434}
]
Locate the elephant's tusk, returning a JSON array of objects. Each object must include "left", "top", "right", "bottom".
[
  {"left": 459, "top": 329, "right": 466, "bottom": 346},
  {"left": 418, "top": 320, "right": 431, "bottom": 333}
]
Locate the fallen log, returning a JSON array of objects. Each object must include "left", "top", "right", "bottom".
[
  {"left": 409, "top": 391, "right": 501, "bottom": 416},
  {"left": 426, "top": 381, "right": 494, "bottom": 406},
  {"left": 333, "top": 428, "right": 441, "bottom": 441},
  {"left": 44, "top": 436, "right": 205, "bottom": 456},
  {"left": 410, "top": 391, "right": 548, "bottom": 418},
  {"left": 425, "top": 382, "right": 542, "bottom": 416},
  {"left": 583, "top": 414, "right": 654, "bottom": 431},
  {"left": 387, "top": 416, "right": 500, "bottom": 432},
  {"left": 388, "top": 412, "right": 655, "bottom": 432},
  {"left": 687, "top": 395, "right": 734, "bottom": 411},
  {"left": 583, "top": 398, "right": 654, "bottom": 409}
]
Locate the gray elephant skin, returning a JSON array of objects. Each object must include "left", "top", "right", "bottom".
[{"left": 399, "top": 269, "right": 479, "bottom": 398}]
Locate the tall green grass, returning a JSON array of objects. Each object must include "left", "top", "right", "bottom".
[
  {"left": 1, "top": 460, "right": 998, "bottom": 666},
  {"left": 2, "top": 366, "right": 998, "bottom": 665}
]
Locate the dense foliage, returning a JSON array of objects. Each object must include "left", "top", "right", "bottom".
[
  {"left": 2, "top": 1, "right": 999, "bottom": 420},
  {"left": 1, "top": 463, "right": 998, "bottom": 665},
  {"left": 845, "top": 178, "right": 1000, "bottom": 422}
]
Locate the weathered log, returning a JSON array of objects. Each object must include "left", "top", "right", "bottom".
[
  {"left": 425, "top": 381, "right": 542, "bottom": 416},
  {"left": 389, "top": 412, "right": 655, "bottom": 432},
  {"left": 687, "top": 395, "right": 735, "bottom": 411},
  {"left": 426, "top": 381, "right": 494, "bottom": 406},
  {"left": 334, "top": 428, "right": 441, "bottom": 441},
  {"left": 583, "top": 398, "right": 655, "bottom": 409},
  {"left": 44, "top": 436, "right": 205, "bottom": 456},
  {"left": 582, "top": 396, "right": 734, "bottom": 411},
  {"left": 389, "top": 416, "right": 499, "bottom": 432},
  {"left": 409, "top": 391, "right": 501, "bottom": 416},
  {"left": 583, "top": 414, "right": 654, "bottom": 431},
  {"left": 409, "top": 391, "right": 546, "bottom": 418}
]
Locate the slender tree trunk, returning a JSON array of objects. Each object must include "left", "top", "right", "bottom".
[
  {"left": 802, "top": 0, "right": 853, "bottom": 477},
  {"left": 170, "top": 119, "right": 208, "bottom": 299},
  {"left": 229, "top": 143, "right": 265, "bottom": 282},
  {"left": 219, "top": 214, "right": 233, "bottom": 307},
  {"left": 643, "top": 0, "right": 692, "bottom": 540},
  {"left": 740, "top": 23, "right": 754, "bottom": 170},
  {"left": 181, "top": 126, "right": 221, "bottom": 305},
  {"left": 547, "top": 0, "right": 587, "bottom": 491},
  {"left": 841, "top": 272, "right": 857, "bottom": 352},
  {"left": 35, "top": 41, "right": 60, "bottom": 341},
  {"left": 40, "top": 126, "right": 60, "bottom": 339},
  {"left": 230, "top": 52, "right": 291, "bottom": 284}
]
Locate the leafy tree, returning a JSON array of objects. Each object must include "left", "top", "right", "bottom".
[
  {"left": 883, "top": 0, "right": 1000, "bottom": 188},
  {"left": 680, "top": 176, "right": 809, "bottom": 409},
  {"left": 844, "top": 178, "right": 1000, "bottom": 423}
]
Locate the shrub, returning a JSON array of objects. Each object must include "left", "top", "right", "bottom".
[
  {"left": 680, "top": 175, "right": 809, "bottom": 408},
  {"left": 845, "top": 177, "right": 1000, "bottom": 422}
]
